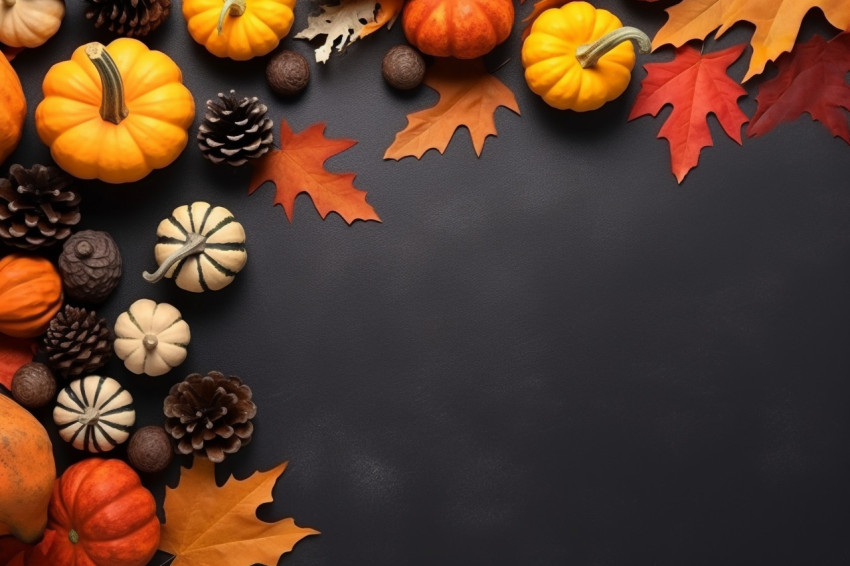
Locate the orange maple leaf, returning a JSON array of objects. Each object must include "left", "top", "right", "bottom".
[
  {"left": 159, "top": 457, "right": 318, "bottom": 566},
  {"left": 384, "top": 58, "right": 520, "bottom": 160},
  {"left": 248, "top": 120, "right": 381, "bottom": 224},
  {"left": 360, "top": 0, "right": 404, "bottom": 37},
  {"left": 652, "top": 0, "right": 850, "bottom": 81}
]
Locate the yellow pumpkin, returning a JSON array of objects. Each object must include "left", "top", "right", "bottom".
[
  {"left": 521, "top": 1, "right": 650, "bottom": 112},
  {"left": 0, "top": 54, "right": 25, "bottom": 164},
  {"left": 34, "top": 38, "right": 195, "bottom": 184},
  {"left": 183, "top": 0, "right": 296, "bottom": 60},
  {"left": 0, "top": 254, "right": 63, "bottom": 338},
  {"left": 0, "top": 393, "right": 56, "bottom": 544}
]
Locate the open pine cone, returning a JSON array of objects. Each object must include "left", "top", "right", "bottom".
[
  {"left": 197, "top": 91, "right": 274, "bottom": 167},
  {"left": 0, "top": 163, "right": 80, "bottom": 250},
  {"left": 85, "top": 0, "right": 171, "bottom": 38},
  {"left": 163, "top": 371, "right": 257, "bottom": 463},
  {"left": 43, "top": 305, "right": 113, "bottom": 380}
]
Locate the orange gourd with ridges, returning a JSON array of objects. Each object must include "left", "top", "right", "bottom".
[
  {"left": 0, "top": 254, "right": 63, "bottom": 338},
  {"left": 0, "top": 54, "right": 26, "bottom": 164}
]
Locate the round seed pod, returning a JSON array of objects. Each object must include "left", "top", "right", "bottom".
[
  {"left": 11, "top": 362, "right": 57, "bottom": 409},
  {"left": 266, "top": 50, "right": 310, "bottom": 96},
  {"left": 127, "top": 425, "right": 173, "bottom": 474},
  {"left": 382, "top": 45, "right": 426, "bottom": 90}
]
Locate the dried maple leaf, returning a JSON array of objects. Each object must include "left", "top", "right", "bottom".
[
  {"left": 384, "top": 58, "right": 520, "bottom": 160},
  {"left": 0, "top": 335, "right": 36, "bottom": 391},
  {"left": 747, "top": 33, "right": 850, "bottom": 142},
  {"left": 628, "top": 43, "right": 748, "bottom": 183},
  {"left": 295, "top": 0, "right": 403, "bottom": 63},
  {"left": 652, "top": 0, "right": 850, "bottom": 81},
  {"left": 159, "top": 457, "right": 318, "bottom": 566},
  {"left": 248, "top": 120, "right": 380, "bottom": 224}
]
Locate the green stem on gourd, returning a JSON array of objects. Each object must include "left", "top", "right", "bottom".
[
  {"left": 84, "top": 42, "right": 129, "bottom": 125},
  {"left": 575, "top": 27, "right": 651, "bottom": 69},
  {"left": 217, "top": 0, "right": 246, "bottom": 33},
  {"left": 69, "top": 529, "right": 80, "bottom": 544},
  {"left": 142, "top": 232, "right": 207, "bottom": 283}
]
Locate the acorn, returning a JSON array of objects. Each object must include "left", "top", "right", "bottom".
[
  {"left": 266, "top": 50, "right": 310, "bottom": 96},
  {"left": 382, "top": 45, "right": 426, "bottom": 90}
]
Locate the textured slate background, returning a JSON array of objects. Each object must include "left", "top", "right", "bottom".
[{"left": 6, "top": 1, "right": 850, "bottom": 565}]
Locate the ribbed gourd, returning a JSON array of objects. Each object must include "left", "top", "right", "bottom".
[
  {"left": 53, "top": 375, "right": 136, "bottom": 453},
  {"left": 113, "top": 299, "right": 190, "bottom": 376},
  {"left": 143, "top": 201, "right": 247, "bottom": 292}
]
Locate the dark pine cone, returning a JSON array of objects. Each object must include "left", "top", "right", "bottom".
[
  {"left": 197, "top": 91, "right": 274, "bottom": 167},
  {"left": 0, "top": 164, "right": 80, "bottom": 251},
  {"left": 43, "top": 305, "right": 113, "bottom": 380},
  {"left": 58, "top": 230, "right": 122, "bottom": 304},
  {"left": 163, "top": 371, "right": 257, "bottom": 463},
  {"left": 85, "top": 0, "right": 171, "bottom": 38}
]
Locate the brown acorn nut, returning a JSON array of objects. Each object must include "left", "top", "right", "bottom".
[
  {"left": 58, "top": 230, "right": 122, "bottom": 304},
  {"left": 382, "top": 45, "right": 426, "bottom": 90},
  {"left": 266, "top": 50, "right": 310, "bottom": 96},
  {"left": 127, "top": 425, "right": 173, "bottom": 474},
  {"left": 11, "top": 362, "right": 57, "bottom": 409}
]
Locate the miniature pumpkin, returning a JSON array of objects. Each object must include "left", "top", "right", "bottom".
[
  {"left": 521, "top": 2, "right": 650, "bottom": 112},
  {"left": 183, "top": 0, "right": 296, "bottom": 60},
  {"left": 0, "top": 394, "right": 55, "bottom": 544},
  {"left": 0, "top": 254, "right": 63, "bottom": 338},
  {"left": 0, "top": 54, "right": 26, "bottom": 164},
  {"left": 53, "top": 375, "right": 135, "bottom": 453},
  {"left": 0, "top": 0, "right": 64, "bottom": 48},
  {"left": 21, "top": 458, "right": 160, "bottom": 566},
  {"left": 143, "top": 201, "right": 247, "bottom": 292},
  {"left": 402, "top": 0, "right": 514, "bottom": 60},
  {"left": 34, "top": 38, "right": 195, "bottom": 184},
  {"left": 114, "top": 298, "right": 190, "bottom": 376}
]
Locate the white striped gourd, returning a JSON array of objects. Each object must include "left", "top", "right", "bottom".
[{"left": 53, "top": 375, "right": 135, "bottom": 452}]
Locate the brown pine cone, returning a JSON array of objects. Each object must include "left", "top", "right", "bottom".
[
  {"left": 0, "top": 163, "right": 80, "bottom": 250},
  {"left": 197, "top": 91, "right": 274, "bottom": 167},
  {"left": 85, "top": 0, "right": 171, "bottom": 38},
  {"left": 58, "top": 230, "right": 122, "bottom": 304},
  {"left": 163, "top": 371, "right": 256, "bottom": 463},
  {"left": 43, "top": 305, "right": 113, "bottom": 380}
]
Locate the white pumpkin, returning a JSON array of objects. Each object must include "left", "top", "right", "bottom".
[
  {"left": 53, "top": 375, "right": 135, "bottom": 453},
  {"left": 114, "top": 298, "right": 191, "bottom": 376},
  {"left": 0, "top": 0, "right": 64, "bottom": 48}
]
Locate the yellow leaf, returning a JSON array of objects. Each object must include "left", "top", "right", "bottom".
[
  {"left": 360, "top": 0, "right": 404, "bottom": 37},
  {"left": 159, "top": 457, "right": 318, "bottom": 566},
  {"left": 652, "top": 0, "right": 850, "bottom": 81}
]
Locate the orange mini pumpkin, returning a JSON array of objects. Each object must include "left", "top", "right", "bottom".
[
  {"left": 402, "top": 0, "right": 514, "bottom": 60},
  {"left": 0, "top": 54, "right": 26, "bottom": 164},
  {"left": 0, "top": 254, "right": 63, "bottom": 338}
]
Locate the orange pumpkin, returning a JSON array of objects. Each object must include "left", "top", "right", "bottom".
[
  {"left": 0, "top": 394, "right": 56, "bottom": 544},
  {"left": 0, "top": 254, "right": 63, "bottom": 338},
  {"left": 402, "top": 0, "right": 514, "bottom": 60},
  {"left": 0, "top": 54, "right": 26, "bottom": 164},
  {"left": 20, "top": 459, "right": 160, "bottom": 566}
]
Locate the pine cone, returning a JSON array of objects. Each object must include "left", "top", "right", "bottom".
[
  {"left": 197, "top": 91, "right": 274, "bottom": 167},
  {"left": 85, "top": 0, "right": 171, "bottom": 38},
  {"left": 58, "top": 230, "right": 123, "bottom": 304},
  {"left": 163, "top": 371, "right": 257, "bottom": 463},
  {"left": 0, "top": 164, "right": 80, "bottom": 250},
  {"left": 44, "top": 305, "right": 113, "bottom": 380}
]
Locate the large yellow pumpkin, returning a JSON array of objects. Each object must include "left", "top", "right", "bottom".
[
  {"left": 183, "top": 0, "right": 296, "bottom": 60},
  {"left": 0, "top": 254, "right": 63, "bottom": 338},
  {"left": 34, "top": 38, "right": 195, "bottom": 184},
  {"left": 0, "top": 54, "right": 25, "bottom": 164},
  {"left": 0, "top": 393, "right": 56, "bottom": 544}
]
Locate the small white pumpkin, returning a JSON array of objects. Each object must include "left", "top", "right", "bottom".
[
  {"left": 0, "top": 0, "right": 65, "bottom": 48},
  {"left": 53, "top": 375, "right": 135, "bottom": 453},
  {"left": 143, "top": 201, "right": 247, "bottom": 292},
  {"left": 114, "top": 298, "right": 191, "bottom": 376}
]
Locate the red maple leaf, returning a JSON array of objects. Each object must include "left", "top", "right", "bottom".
[
  {"left": 747, "top": 33, "right": 850, "bottom": 142},
  {"left": 628, "top": 43, "right": 749, "bottom": 183},
  {"left": 248, "top": 121, "right": 380, "bottom": 224},
  {"left": 0, "top": 334, "right": 37, "bottom": 391}
]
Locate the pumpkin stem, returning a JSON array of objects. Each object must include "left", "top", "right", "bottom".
[
  {"left": 79, "top": 407, "right": 99, "bottom": 426},
  {"left": 143, "top": 334, "right": 159, "bottom": 350},
  {"left": 143, "top": 231, "right": 207, "bottom": 283},
  {"left": 575, "top": 27, "right": 651, "bottom": 69},
  {"left": 84, "top": 42, "right": 129, "bottom": 125},
  {"left": 68, "top": 529, "right": 80, "bottom": 544},
  {"left": 217, "top": 0, "right": 247, "bottom": 34}
]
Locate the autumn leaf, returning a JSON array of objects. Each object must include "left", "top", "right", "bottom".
[
  {"left": 295, "top": 0, "right": 403, "bottom": 63},
  {"left": 248, "top": 120, "right": 380, "bottom": 224},
  {"left": 628, "top": 43, "right": 748, "bottom": 183},
  {"left": 652, "top": 0, "right": 850, "bottom": 81},
  {"left": 159, "top": 458, "right": 318, "bottom": 566},
  {"left": 0, "top": 334, "right": 36, "bottom": 390},
  {"left": 747, "top": 33, "right": 850, "bottom": 142},
  {"left": 384, "top": 58, "right": 520, "bottom": 160}
]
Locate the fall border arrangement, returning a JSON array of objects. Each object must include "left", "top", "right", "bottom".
[{"left": 0, "top": 0, "right": 848, "bottom": 564}]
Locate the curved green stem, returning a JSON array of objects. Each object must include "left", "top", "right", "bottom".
[
  {"left": 143, "top": 232, "right": 207, "bottom": 283},
  {"left": 217, "top": 0, "right": 246, "bottom": 34},
  {"left": 84, "top": 42, "right": 129, "bottom": 124},
  {"left": 575, "top": 27, "right": 651, "bottom": 69}
]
